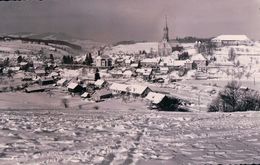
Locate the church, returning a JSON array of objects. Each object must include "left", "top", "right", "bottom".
[{"left": 158, "top": 17, "right": 179, "bottom": 56}]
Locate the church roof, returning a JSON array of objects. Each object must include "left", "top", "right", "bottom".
[{"left": 212, "top": 35, "right": 250, "bottom": 41}]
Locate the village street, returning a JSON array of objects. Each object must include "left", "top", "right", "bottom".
[{"left": 0, "top": 109, "right": 260, "bottom": 164}]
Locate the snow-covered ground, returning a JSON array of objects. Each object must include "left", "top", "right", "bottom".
[
  {"left": 0, "top": 109, "right": 260, "bottom": 164},
  {"left": 106, "top": 42, "right": 159, "bottom": 55}
]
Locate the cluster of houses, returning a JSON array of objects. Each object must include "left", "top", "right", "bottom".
[
  {"left": 24, "top": 69, "right": 183, "bottom": 110},
  {"left": 90, "top": 34, "right": 254, "bottom": 82},
  {"left": 0, "top": 29, "right": 255, "bottom": 110},
  {"left": 92, "top": 51, "right": 208, "bottom": 81}
]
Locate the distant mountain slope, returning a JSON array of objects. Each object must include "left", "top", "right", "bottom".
[{"left": 4, "top": 32, "right": 105, "bottom": 51}]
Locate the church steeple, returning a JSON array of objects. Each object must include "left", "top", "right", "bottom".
[{"left": 163, "top": 15, "right": 169, "bottom": 41}]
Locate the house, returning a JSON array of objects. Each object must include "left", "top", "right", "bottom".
[
  {"left": 109, "top": 83, "right": 129, "bottom": 94},
  {"left": 140, "top": 58, "right": 161, "bottom": 67},
  {"left": 195, "top": 71, "right": 208, "bottom": 80},
  {"left": 81, "top": 92, "right": 90, "bottom": 98},
  {"left": 94, "top": 79, "right": 107, "bottom": 88},
  {"left": 184, "top": 59, "right": 193, "bottom": 70},
  {"left": 25, "top": 86, "right": 46, "bottom": 93},
  {"left": 67, "top": 82, "right": 84, "bottom": 93},
  {"left": 95, "top": 55, "right": 113, "bottom": 68},
  {"left": 129, "top": 85, "right": 151, "bottom": 97},
  {"left": 125, "top": 59, "right": 132, "bottom": 66},
  {"left": 33, "top": 61, "right": 44, "bottom": 69},
  {"left": 109, "top": 83, "right": 151, "bottom": 97},
  {"left": 49, "top": 72, "right": 60, "bottom": 79},
  {"left": 159, "top": 67, "right": 169, "bottom": 74},
  {"left": 19, "top": 62, "right": 29, "bottom": 70},
  {"left": 92, "top": 89, "right": 112, "bottom": 101},
  {"left": 110, "top": 70, "right": 123, "bottom": 78},
  {"left": 114, "top": 58, "right": 124, "bottom": 67},
  {"left": 136, "top": 68, "right": 153, "bottom": 81},
  {"left": 146, "top": 92, "right": 167, "bottom": 105},
  {"left": 35, "top": 69, "right": 46, "bottom": 77},
  {"left": 123, "top": 70, "right": 133, "bottom": 78},
  {"left": 145, "top": 92, "right": 180, "bottom": 111},
  {"left": 159, "top": 57, "right": 175, "bottom": 68},
  {"left": 191, "top": 54, "right": 207, "bottom": 71},
  {"left": 130, "top": 63, "right": 139, "bottom": 68},
  {"left": 22, "top": 75, "right": 33, "bottom": 81},
  {"left": 38, "top": 77, "right": 55, "bottom": 86},
  {"left": 57, "top": 78, "right": 68, "bottom": 86},
  {"left": 9, "top": 67, "right": 20, "bottom": 72},
  {"left": 211, "top": 35, "right": 252, "bottom": 47},
  {"left": 173, "top": 60, "right": 186, "bottom": 70}
]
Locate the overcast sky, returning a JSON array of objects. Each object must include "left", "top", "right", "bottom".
[{"left": 0, "top": 0, "right": 260, "bottom": 42}]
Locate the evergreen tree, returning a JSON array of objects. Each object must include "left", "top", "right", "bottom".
[
  {"left": 3, "top": 57, "right": 9, "bottom": 67},
  {"left": 84, "top": 54, "right": 89, "bottom": 65},
  {"left": 50, "top": 54, "right": 54, "bottom": 62},
  {"left": 70, "top": 56, "right": 74, "bottom": 64},
  {"left": 17, "top": 56, "right": 23, "bottom": 63},
  {"left": 84, "top": 53, "right": 93, "bottom": 66},
  {"left": 62, "top": 55, "right": 67, "bottom": 64},
  {"left": 89, "top": 53, "right": 93, "bottom": 65},
  {"left": 178, "top": 52, "right": 189, "bottom": 60},
  {"left": 95, "top": 68, "right": 100, "bottom": 81},
  {"left": 228, "top": 48, "right": 236, "bottom": 61}
]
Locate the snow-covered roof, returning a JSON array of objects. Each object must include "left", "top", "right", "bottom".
[
  {"left": 81, "top": 92, "right": 90, "bottom": 98},
  {"left": 125, "top": 59, "right": 132, "bottom": 64},
  {"left": 35, "top": 69, "right": 46, "bottom": 74},
  {"left": 160, "top": 67, "right": 169, "bottom": 71},
  {"left": 129, "top": 85, "right": 149, "bottom": 95},
  {"left": 57, "top": 78, "right": 67, "bottom": 85},
  {"left": 93, "top": 89, "right": 112, "bottom": 97},
  {"left": 130, "top": 63, "right": 139, "bottom": 67},
  {"left": 173, "top": 60, "right": 186, "bottom": 66},
  {"left": 20, "top": 62, "right": 28, "bottom": 66},
  {"left": 108, "top": 42, "right": 159, "bottom": 54},
  {"left": 94, "top": 79, "right": 106, "bottom": 86},
  {"left": 141, "top": 58, "right": 160, "bottom": 63},
  {"left": 67, "top": 82, "right": 79, "bottom": 89},
  {"left": 9, "top": 67, "right": 20, "bottom": 71},
  {"left": 146, "top": 92, "right": 166, "bottom": 104},
  {"left": 123, "top": 70, "right": 133, "bottom": 76},
  {"left": 50, "top": 72, "right": 59, "bottom": 77},
  {"left": 110, "top": 83, "right": 149, "bottom": 95},
  {"left": 212, "top": 35, "right": 251, "bottom": 41},
  {"left": 110, "top": 70, "right": 123, "bottom": 75},
  {"left": 191, "top": 54, "right": 206, "bottom": 61},
  {"left": 110, "top": 83, "right": 128, "bottom": 92},
  {"left": 136, "top": 68, "right": 152, "bottom": 74}
]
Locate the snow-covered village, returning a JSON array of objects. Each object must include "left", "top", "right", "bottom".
[{"left": 0, "top": 0, "right": 260, "bottom": 164}]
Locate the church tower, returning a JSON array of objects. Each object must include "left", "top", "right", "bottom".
[
  {"left": 163, "top": 16, "right": 169, "bottom": 41},
  {"left": 158, "top": 16, "right": 172, "bottom": 56}
]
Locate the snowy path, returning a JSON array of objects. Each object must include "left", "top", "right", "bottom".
[{"left": 0, "top": 110, "right": 260, "bottom": 164}]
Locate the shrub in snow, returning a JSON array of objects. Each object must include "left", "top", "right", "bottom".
[{"left": 208, "top": 81, "right": 260, "bottom": 112}]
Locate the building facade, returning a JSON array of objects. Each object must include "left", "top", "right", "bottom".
[{"left": 211, "top": 35, "right": 252, "bottom": 47}]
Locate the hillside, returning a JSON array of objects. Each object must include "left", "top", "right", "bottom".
[
  {"left": 107, "top": 42, "right": 159, "bottom": 54},
  {"left": 3, "top": 32, "right": 105, "bottom": 51}
]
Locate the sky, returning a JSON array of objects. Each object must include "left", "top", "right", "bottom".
[{"left": 0, "top": 0, "right": 260, "bottom": 43}]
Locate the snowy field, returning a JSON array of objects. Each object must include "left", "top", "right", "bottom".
[{"left": 0, "top": 108, "right": 260, "bottom": 164}]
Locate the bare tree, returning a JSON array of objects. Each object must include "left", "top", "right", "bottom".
[
  {"left": 209, "top": 81, "right": 260, "bottom": 112},
  {"left": 228, "top": 48, "right": 236, "bottom": 61}
]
